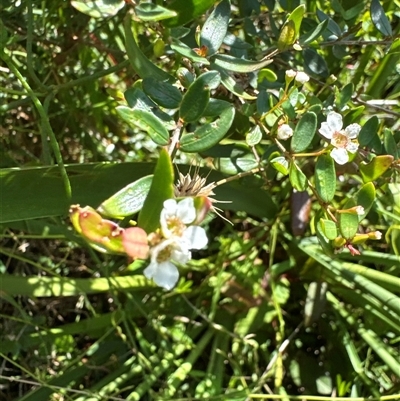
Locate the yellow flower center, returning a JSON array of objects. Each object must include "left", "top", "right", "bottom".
[{"left": 332, "top": 131, "right": 349, "bottom": 148}]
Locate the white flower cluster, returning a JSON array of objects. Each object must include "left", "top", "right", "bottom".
[{"left": 144, "top": 198, "right": 208, "bottom": 290}]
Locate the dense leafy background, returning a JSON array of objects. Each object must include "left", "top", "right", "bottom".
[{"left": 0, "top": 0, "right": 399, "bottom": 400}]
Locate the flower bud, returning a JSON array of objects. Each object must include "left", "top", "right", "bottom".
[
  {"left": 294, "top": 71, "right": 310, "bottom": 85},
  {"left": 277, "top": 123, "right": 293, "bottom": 140},
  {"left": 368, "top": 231, "right": 382, "bottom": 240}
]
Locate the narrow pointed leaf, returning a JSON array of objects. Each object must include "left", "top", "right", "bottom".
[
  {"left": 212, "top": 54, "right": 273, "bottom": 73},
  {"left": 138, "top": 149, "right": 174, "bottom": 233},
  {"left": 124, "top": 16, "right": 174, "bottom": 82}
]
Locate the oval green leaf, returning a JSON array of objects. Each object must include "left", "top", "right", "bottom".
[
  {"left": 291, "top": 111, "right": 317, "bottom": 153},
  {"left": 71, "top": 0, "right": 124, "bottom": 18},
  {"left": 359, "top": 155, "right": 394, "bottom": 183},
  {"left": 359, "top": 116, "right": 379, "bottom": 147},
  {"left": 339, "top": 211, "right": 359, "bottom": 240},
  {"left": 320, "top": 219, "right": 338, "bottom": 240},
  {"left": 200, "top": 0, "right": 230, "bottom": 56},
  {"left": 142, "top": 77, "right": 182, "bottom": 109},
  {"left": 135, "top": 3, "right": 177, "bottom": 21},
  {"left": 179, "top": 72, "right": 220, "bottom": 123},
  {"left": 97, "top": 175, "right": 153, "bottom": 218},
  {"left": 356, "top": 182, "right": 376, "bottom": 219},
  {"left": 138, "top": 149, "right": 174, "bottom": 233},
  {"left": 315, "top": 155, "right": 336, "bottom": 202},
  {"left": 116, "top": 106, "right": 169, "bottom": 145},
  {"left": 180, "top": 106, "right": 235, "bottom": 152},
  {"left": 289, "top": 162, "right": 307, "bottom": 191}
]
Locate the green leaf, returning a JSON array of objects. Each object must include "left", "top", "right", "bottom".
[
  {"left": 200, "top": 0, "right": 231, "bottom": 56},
  {"left": 291, "top": 112, "right": 317, "bottom": 153},
  {"left": 170, "top": 39, "right": 210, "bottom": 65},
  {"left": 246, "top": 126, "right": 263, "bottom": 147},
  {"left": 383, "top": 129, "right": 399, "bottom": 158},
  {"left": 336, "top": 83, "right": 354, "bottom": 110},
  {"left": 124, "top": 16, "right": 174, "bottom": 83},
  {"left": 278, "top": 19, "right": 296, "bottom": 51},
  {"left": 212, "top": 63, "right": 256, "bottom": 99},
  {"left": 303, "top": 48, "right": 329, "bottom": 78},
  {"left": 320, "top": 219, "right": 338, "bottom": 240},
  {"left": 180, "top": 106, "right": 235, "bottom": 152},
  {"left": 289, "top": 162, "right": 307, "bottom": 191},
  {"left": 270, "top": 156, "right": 289, "bottom": 176},
  {"left": 315, "top": 155, "right": 336, "bottom": 202},
  {"left": 124, "top": 87, "right": 176, "bottom": 130},
  {"left": 358, "top": 116, "right": 379, "bottom": 147},
  {"left": 299, "top": 19, "right": 329, "bottom": 45},
  {"left": 204, "top": 144, "right": 258, "bottom": 175},
  {"left": 179, "top": 71, "right": 220, "bottom": 123},
  {"left": 339, "top": 211, "right": 359, "bottom": 240},
  {"left": 212, "top": 54, "right": 273, "bottom": 73},
  {"left": 359, "top": 155, "right": 394, "bottom": 183},
  {"left": 287, "top": 4, "right": 306, "bottom": 38},
  {"left": 71, "top": 0, "right": 124, "bottom": 18},
  {"left": 138, "top": 149, "right": 174, "bottom": 233},
  {"left": 370, "top": 0, "right": 392, "bottom": 36},
  {"left": 304, "top": 282, "right": 328, "bottom": 326},
  {"left": 116, "top": 106, "right": 169, "bottom": 145},
  {"left": 356, "top": 182, "right": 376, "bottom": 219},
  {"left": 97, "top": 175, "right": 153, "bottom": 218},
  {"left": 142, "top": 77, "right": 182, "bottom": 109},
  {"left": 0, "top": 163, "right": 276, "bottom": 223},
  {"left": 164, "top": 0, "right": 216, "bottom": 27},
  {"left": 135, "top": 3, "right": 177, "bottom": 21}
]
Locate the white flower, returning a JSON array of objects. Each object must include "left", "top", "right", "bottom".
[
  {"left": 285, "top": 69, "right": 297, "bottom": 78},
  {"left": 160, "top": 198, "right": 196, "bottom": 238},
  {"left": 295, "top": 71, "right": 309, "bottom": 85},
  {"left": 144, "top": 198, "right": 208, "bottom": 290},
  {"left": 319, "top": 111, "right": 361, "bottom": 165},
  {"left": 277, "top": 124, "right": 293, "bottom": 140}
]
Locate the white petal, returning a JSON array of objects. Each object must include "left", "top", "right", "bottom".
[
  {"left": 346, "top": 142, "right": 358, "bottom": 153},
  {"left": 183, "top": 226, "right": 208, "bottom": 249},
  {"left": 171, "top": 247, "right": 191, "bottom": 264},
  {"left": 163, "top": 199, "right": 178, "bottom": 214},
  {"left": 326, "top": 112, "right": 343, "bottom": 132},
  {"left": 143, "top": 261, "right": 158, "bottom": 279},
  {"left": 319, "top": 122, "right": 334, "bottom": 139},
  {"left": 176, "top": 197, "right": 196, "bottom": 224},
  {"left": 344, "top": 123, "right": 361, "bottom": 139},
  {"left": 330, "top": 148, "right": 348, "bottom": 165},
  {"left": 145, "top": 261, "right": 179, "bottom": 290}
]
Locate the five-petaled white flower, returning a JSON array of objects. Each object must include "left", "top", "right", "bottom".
[
  {"left": 319, "top": 111, "right": 361, "bottom": 165},
  {"left": 144, "top": 198, "right": 208, "bottom": 290}
]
